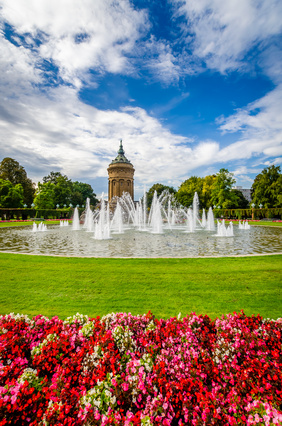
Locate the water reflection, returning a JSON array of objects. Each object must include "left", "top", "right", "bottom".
[{"left": 0, "top": 225, "right": 281, "bottom": 257}]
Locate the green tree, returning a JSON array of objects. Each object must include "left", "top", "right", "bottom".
[
  {"left": 202, "top": 175, "right": 216, "bottom": 208},
  {"left": 43, "top": 171, "right": 64, "bottom": 184},
  {"left": 0, "top": 158, "right": 35, "bottom": 205},
  {"left": 229, "top": 189, "right": 249, "bottom": 208},
  {"left": 210, "top": 168, "right": 238, "bottom": 208},
  {"left": 0, "top": 179, "right": 24, "bottom": 207},
  {"left": 251, "top": 165, "right": 282, "bottom": 207},
  {"left": 42, "top": 172, "right": 98, "bottom": 207},
  {"left": 42, "top": 172, "right": 72, "bottom": 206},
  {"left": 71, "top": 181, "right": 98, "bottom": 207},
  {"left": 33, "top": 182, "right": 55, "bottom": 209},
  {"left": 146, "top": 183, "right": 176, "bottom": 208},
  {"left": 176, "top": 176, "right": 204, "bottom": 208}
]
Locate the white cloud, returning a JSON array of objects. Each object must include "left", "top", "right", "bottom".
[
  {"left": 0, "top": 0, "right": 281, "bottom": 198},
  {"left": 217, "top": 85, "right": 282, "bottom": 162},
  {"left": 171, "top": 0, "right": 282, "bottom": 73},
  {"left": 0, "top": 0, "right": 149, "bottom": 86},
  {"left": 0, "top": 74, "right": 225, "bottom": 192}
]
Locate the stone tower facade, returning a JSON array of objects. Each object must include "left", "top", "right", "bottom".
[{"left": 107, "top": 140, "right": 135, "bottom": 202}]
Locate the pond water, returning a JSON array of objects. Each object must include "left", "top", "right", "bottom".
[{"left": 0, "top": 224, "right": 281, "bottom": 257}]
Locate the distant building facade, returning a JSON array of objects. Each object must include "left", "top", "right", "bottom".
[
  {"left": 107, "top": 140, "right": 135, "bottom": 202},
  {"left": 233, "top": 186, "right": 251, "bottom": 202}
]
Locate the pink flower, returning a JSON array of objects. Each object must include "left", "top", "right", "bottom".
[{"left": 122, "top": 382, "right": 129, "bottom": 392}]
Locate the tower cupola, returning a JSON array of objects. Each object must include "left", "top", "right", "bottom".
[{"left": 107, "top": 140, "right": 135, "bottom": 202}]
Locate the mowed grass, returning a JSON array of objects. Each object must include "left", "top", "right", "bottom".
[
  {"left": 0, "top": 220, "right": 65, "bottom": 228},
  {"left": 0, "top": 253, "right": 281, "bottom": 320}
]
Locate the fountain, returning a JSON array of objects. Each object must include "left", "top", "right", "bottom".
[
  {"left": 148, "top": 191, "right": 164, "bottom": 234},
  {"left": 239, "top": 220, "right": 251, "bottom": 230},
  {"left": 8, "top": 190, "right": 282, "bottom": 258},
  {"left": 202, "top": 209, "right": 207, "bottom": 228},
  {"left": 185, "top": 208, "right": 195, "bottom": 233},
  {"left": 93, "top": 194, "right": 111, "bottom": 240},
  {"left": 216, "top": 220, "right": 234, "bottom": 237},
  {"left": 60, "top": 220, "right": 69, "bottom": 227},
  {"left": 82, "top": 198, "right": 94, "bottom": 232},
  {"left": 72, "top": 207, "right": 81, "bottom": 231},
  {"left": 32, "top": 222, "right": 47, "bottom": 232},
  {"left": 206, "top": 207, "right": 216, "bottom": 231},
  {"left": 3, "top": 190, "right": 282, "bottom": 257},
  {"left": 111, "top": 200, "right": 124, "bottom": 234}
]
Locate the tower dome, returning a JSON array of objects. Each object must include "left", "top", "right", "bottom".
[{"left": 107, "top": 140, "right": 135, "bottom": 202}]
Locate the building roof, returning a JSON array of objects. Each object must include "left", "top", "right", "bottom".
[{"left": 110, "top": 140, "right": 132, "bottom": 165}]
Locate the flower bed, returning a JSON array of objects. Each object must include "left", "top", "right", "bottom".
[{"left": 0, "top": 311, "right": 281, "bottom": 425}]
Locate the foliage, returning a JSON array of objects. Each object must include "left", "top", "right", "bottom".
[
  {"left": 0, "top": 158, "right": 35, "bottom": 205},
  {"left": 34, "top": 182, "right": 56, "bottom": 209},
  {"left": 176, "top": 176, "right": 204, "bottom": 208},
  {"left": 251, "top": 165, "right": 282, "bottom": 208},
  {"left": 176, "top": 175, "right": 216, "bottom": 208},
  {"left": 42, "top": 172, "right": 73, "bottom": 206},
  {"left": 42, "top": 172, "right": 97, "bottom": 207},
  {"left": 43, "top": 171, "right": 64, "bottom": 184},
  {"left": 71, "top": 181, "right": 98, "bottom": 207},
  {"left": 0, "top": 311, "right": 281, "bottom": 425},
  {"left": 211, "top": 168, "right": 239, "bottom": 208},
  {"left": 230, "top": 189, "right": 249, "bottom": 208},
  {"left": 0, "top": 179, "right": 24, "bottom": 208},
  {"left": 202, "top": 174, "right": 216, "bottom": 208},
  {"left": 146, "top": 183, "right": 176, "bottom": 208}
]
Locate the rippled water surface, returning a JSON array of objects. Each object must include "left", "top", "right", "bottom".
[{"left": 0, "top": 224, "right": 281, "bottom": 257}]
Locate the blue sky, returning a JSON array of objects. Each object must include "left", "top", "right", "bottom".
[{"left": 0, "top": 0, "right": 281, "bottom": 200}]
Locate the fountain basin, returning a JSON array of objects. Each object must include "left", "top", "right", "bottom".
[{"left": 0, "top": 224, "right": 281, "bottom": 258}]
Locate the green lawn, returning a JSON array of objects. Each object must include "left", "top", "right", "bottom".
[
  {"left": 230, "top": 220, "right": 282, "bottom": 227},
  {"left": 0, "top": 253, "right": 281, "bottom": 320},
  {"left": 0, "top": 220, "right": 64, "bottom": 227}
]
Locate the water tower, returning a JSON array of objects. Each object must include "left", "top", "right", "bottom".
[{"left": 107, "top": 140, "right": 135, "bottom": 202}]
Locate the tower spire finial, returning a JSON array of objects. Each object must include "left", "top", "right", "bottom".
[{"left": 118, "top": 139, "right": 124, "bottom": 155}]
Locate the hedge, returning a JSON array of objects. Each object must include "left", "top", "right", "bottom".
[
  {"left": 0, "top": 208, "right": 84, "bottom": 221},
  {"left": 1, "top": 207, "right": 281, "bottom": 222},
  {"left": 211, "top": 208, "right": 282, "bottom": 220}
]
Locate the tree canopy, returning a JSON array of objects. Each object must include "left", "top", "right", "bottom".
[
  {"left": 34, "top": 182, "right": 56, "bottom": 209},
  {"left": 175, "top": 175, "right": 216, "bottom": 209},
  {"left": 210, "top": 168, "right": 239, "bottom": 208},
  {"left": 251, "top": 165, "right": 282, "bottom": 208},
  {"left": 145, "top": 183, "right": 176, "bottom": 208},
  {"left": 36, "top": 172, "right": 98, "bottom": 208},
  {"left": 0, "top": 179, "right": 24, "bottom": 208},
  {"left": 0, "top": 158, "right": 35, "bottom": 205}
]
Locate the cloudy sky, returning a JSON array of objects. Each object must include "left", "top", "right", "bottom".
[{"left": 0, "top": 0, "right": 281, "bottom": 199}]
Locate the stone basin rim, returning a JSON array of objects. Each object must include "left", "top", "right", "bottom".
[{"left": 1, "top": 250, "right": 281, "bottom": 259}]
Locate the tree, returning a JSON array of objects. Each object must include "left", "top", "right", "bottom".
[
  {"left": 175, "top": 175, "right": 216, "bottom": 209},
  {"left": 71, "top": 181, "right": 98, "bottom": 207},
  {"left": 33, "top": 182, "right": 55, "bottom": 209},
  {"left": 202, "top": 175, "right": 216, "bottom": 208},
  {"left": 42, "top": 172, "right": 72, "bottom": 207},
  {"left": 251, "top": 165, "right": 282, "bottom": 207},
  {"left": 176, "top": 176, "right": 203, "bottom": 208},
  {"left": 0, "top": 179, "right": 24, "bottom": 208},
  {"left": 146, "top": 183, "right": 176, "bottom": 208},
  {"left": 42, "top": 172, "right": 98, "bottom": 207},
  {"left": 230, "top": 189, "right": 249, "bottom": 208},
  {"left": 43, "top": 171, "right": 64, "bottom": 185},
  {"left": 0, "top": 158, "right": 35, "bottom": 205},
  {"left": 210, "top": 168, "right": 238, "bottom": 208}
]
